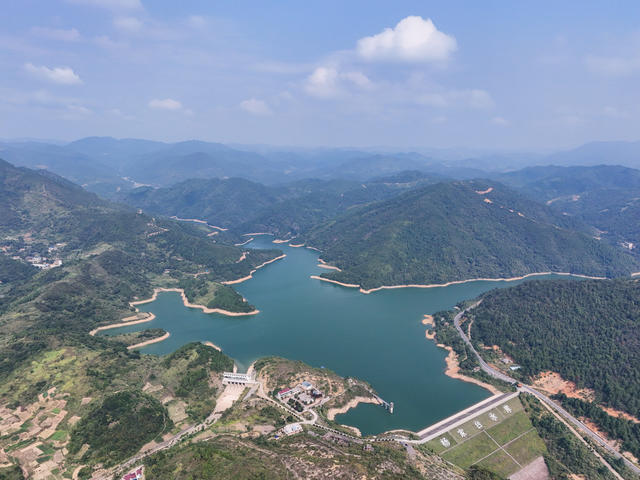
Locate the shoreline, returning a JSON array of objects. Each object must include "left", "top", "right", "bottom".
[
  {"left": 309, "top": 275, "right": 360, "bottom": 288},
  {"left": 311, "top": 271, "right": 607, "bottom": 294},
  {"left": 223, "top": 254, "right": 287, "bottom": 285},
  {"left": 317, "top": 259, "right": 342, "bottom": 271},
  {"left": 127, "top": 332, "right": 170, "bottom": 350},
  {"left": 436, "top": 343, "right": 501, "bottom": 395},
  {"left": 203, "top": 341, "right": 222, "bottom": 352},
  {"left": 326, "top": 396, "right": 382, "bottom": 421},
  {"left": 89, "top": 313, "right": 156, "bottom": 336},
  {"left": 234, "top": 237, "right": 253, "bottom": 246},
  {"left": 169, "top": 216, "right": 227, "bottom": 231},
  {"left": 272, "top": 238, "right": 293, "bottom": 244},
  {"left": 289, "top": 243, "right": 305, "bottom": 248},
  {"left": 157, "top": 288, "right": 260, "bottom": 316}
]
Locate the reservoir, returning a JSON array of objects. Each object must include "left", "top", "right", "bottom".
[{"left": 102, "top": 236, "right": 563, "bottom": 435}]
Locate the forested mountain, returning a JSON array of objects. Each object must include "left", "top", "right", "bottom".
[
  {"left": 0, "top": 157, "right": 281, "bottom": 327},
  {"left": 496, "top": 164, "right": 640, "bottom": 250},
  {"left": 468, "top": 278, "right": 640, "bottom": 418},
  {"left": 121, "top": 173, "right": 444, "bottom": 237},
  {"left": 303, "top": 180, "right": 640, "bottom": 289}
]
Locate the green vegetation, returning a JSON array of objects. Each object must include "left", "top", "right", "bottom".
[
  {"left": 143, "top": 433, "right": 450, "bottom": 480},
  {"left": 0, "top": 465, "right": 25, "bottom": 480},
  {"left": 122, "top": 175, "right": 440, "bottom": 239},
  {"left": 521, "top": 395, "right": 617, "bottom": 479},
  {"left": 498, "top": 164, "right": 640, "bottom": 249},
  {"left": 552, "top": 393, "right": 640, "bottom": 461},
  {"left": 68, "top": 390, "right": 172, "bottom": 466},
  {"left": 179, "top": 277, "right": 255, "bottom": 312},
  {"left": 161, "top": 342, "right": 233, "bottom": 421},
  {"left": 469, "top": 279, "right": 640, "bottom": 418},
  {"left": 303, "top": 180, "right": 638, "bottom": 289},
  {"left": 108, "top": 328, "right": 167, "bottom": 347}
]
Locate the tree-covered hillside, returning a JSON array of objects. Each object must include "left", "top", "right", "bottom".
[
  {"left": 122, "top": 174, "right": 443, "bottom": 238},
  {"left": 469, "top": 278, "right": 640, "bottom": 418},
  {"left": 496, "top": 164, "right": 640, "bottom": 251},
  {"left": 303, "top": 180, "right": 639, "bottom": 289}
]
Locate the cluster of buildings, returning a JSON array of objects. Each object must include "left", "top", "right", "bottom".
[
  {"left": 1, "top": 241, "right": 65, "bottom": 270},
  {"left": 276, "top": 380, "right": 323, "bottom": 408}
]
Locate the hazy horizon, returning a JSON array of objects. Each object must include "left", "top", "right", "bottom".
[{"left": 3, "top": 1, "right": 640, "bottom": 149}]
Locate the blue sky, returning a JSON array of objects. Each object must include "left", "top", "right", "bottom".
[{"left": 2, "top": 0, "right": 640, "bottom": 149}]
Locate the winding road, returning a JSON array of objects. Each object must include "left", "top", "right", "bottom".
[{"left": 453, "top": 302, "right": 640, "bottom": 476}]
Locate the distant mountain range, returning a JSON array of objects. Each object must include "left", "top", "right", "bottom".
[{"left": 3, "top": 137, "right": 640, "bottom": 199}]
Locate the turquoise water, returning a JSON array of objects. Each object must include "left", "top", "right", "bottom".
[{"left": 102, "top": 237, "right": 565, "bottom": 435}]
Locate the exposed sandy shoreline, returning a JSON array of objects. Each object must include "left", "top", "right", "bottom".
[
  {"left": 437, "top": 343, "right": 501, "bottom": 395},
  {"left": 203, "top": 341, "right": 222, "bottom": 352},
  {"left": 242, "top": 232, "right": 270, "bottom": 236},
  {"left": 289, "top": 243, "right": 305, "bottom": 248},
  {"left": 89, "top": 313, "right": 156, "bottom": 336},
  {"left": 272, "top": 238, "right": 293, "bottom": 244},
  {"left": 169, "top": 216, "right": 227, "bottom": 231},
  {"left": 317, "top": 259, "right": 341, "bottom": 271},
  {"left": 234, "top": 237, "right": 253, "bottom": 246},
  {"left": 326, "top": 396, "right": 382, "bottom": 421},
  {"left": 150, "top": 288, "right": 260, "bottom": 315},
  {"left": 311, "top": 271, "right": 607, "bottom": 294},
  {"left": 223, "top": 254, "right": 287, "bottom": 285},
  {"left": 309, "top": 275, "right": 359, "bottom": 288},
  {"left": 127, "top": 332, "right": 170, "bottom": 350}
]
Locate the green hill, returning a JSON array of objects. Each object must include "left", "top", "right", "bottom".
[
  {"left": 496, "top": 164, "right": 640, "bottom": 251},
  {"left": 303, "top": 180, "right": 639, "bottom": 289},
  {"left": 122, "top": 174, "right": 443, "bottom": 238},
  {"left": 465, "top": 278, "right": 640, "bottom": 460}
]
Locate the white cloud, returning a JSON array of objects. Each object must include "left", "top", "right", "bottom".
[
  {"left": 491, "top": 116, "right": 509, "bottom": 126},
  {"left": 24, "top": 63, "right": 82, "bottom": 85},
  {"left": 114, "top": 16, "right": 143, "bottom": 32},
  {"left": 186, "top": 15, "right": 206, "bottom": 29},
  {"left": 305, "top": 67, "right": 339, "bottom": 97},
  {"left": 585, "top": 54, "right": 640, "bottom": 76},
  {"left": 305, "top": 66, "right": 372, "bottom": 98},
  {"left": 240, "top": 98, "right": 272, "bottom": 115},
  {"left": 417, "top": 89, "right": 493, "bottom": 109},
  {"left": 30, "top": 27, "right": 80, "bottom": 42},
  {"left": 65, "top": 0, "right": 142, "bottom": 10},
  {"left": 357, "top": 16, "right": 457, "bottom": 63},
  {"left": 148, "top": 98, "right": 183, "bottom": 110}
]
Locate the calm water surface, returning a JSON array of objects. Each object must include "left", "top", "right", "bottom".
[{"left": 102, "top": 236, "right": 564, "bottom": 435}]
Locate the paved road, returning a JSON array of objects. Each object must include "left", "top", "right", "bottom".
[{"left": 453, "top": 303, "right": 640, "bottom": 475}]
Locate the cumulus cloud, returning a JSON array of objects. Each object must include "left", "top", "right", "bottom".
[
  {"left": 24, "top": 63, "right": 82, "bottom": 85},
  {"left": 357, "top": 16, "right": 457, "bottom": 63},
  {"left": 240, "top": 98, "right": 272, "bottom": 115},
  {"left": 586, "top": 54, "right": 640, "bottom": 76},
  {"left": 65, "top": 0, "right": 142, "bottom": 10},
  {"left": 114, "top": 16, "right": 143, "bottom": 32},
  {"left": 148, "top": 98, "right": 183, "bottom": 110},
  {"left": 305, "top": 66, "right": 372, "bottom": 98},
  {"left": 30, "top": 27, "right": 80, "bottom": 42}
]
